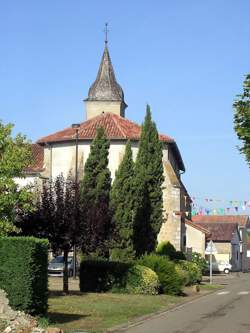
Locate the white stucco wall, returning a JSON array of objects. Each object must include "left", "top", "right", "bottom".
[
  {"left": 43, "top": 140, "right": 167, "bottom": 182},
  {"left": 185, "top": 224, "right": 206, "bottom": 257}
]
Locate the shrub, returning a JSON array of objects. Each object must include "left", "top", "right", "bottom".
[
  {"left": 138, "top": 254, "right": 183, "bottom": 295},
  {"left": 0, "top": 237, "right": 48, "bottom": 315},
  {"left": 175, "top": 251, "right": 186, "bottom": 260},
  {"left": 79, "top": 260, "right": 159, "bottom": 294},
  {"left": 156, "top": 241, "right": 176, "bottom": 259},
  {"left": 125, "top": 265, "right": 159, "bottom": 295},
  {"left": 190, "top": 252, "right": 207, "bottom": 273},
  {"left": 79, "top": 259, "right": 129, "bottom": 292},
  {"left": 175, "top": 264, "right": 190, "bottom": 286},
  {"left": 178, "top": 260, "right": 202, "bottom": 285},
  {"left": 156, "top": 241, "right": 186, "bottom": 261}
]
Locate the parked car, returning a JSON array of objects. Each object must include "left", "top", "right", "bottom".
[
  {"left": 48, "top": 256, "right": 78, "bottom": 277},
  {"left": 207, "top": 260, "right": 232, "bottom": 274}
]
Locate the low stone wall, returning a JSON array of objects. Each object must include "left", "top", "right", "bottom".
[{"left": 0, "top": 289, "right": 52, "bottom": 333}]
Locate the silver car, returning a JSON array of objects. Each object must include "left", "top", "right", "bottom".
[{"left": 48, "top": 256, "right": 77, "bottom": 277}]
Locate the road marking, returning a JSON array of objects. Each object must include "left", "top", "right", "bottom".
[
  {"left": 238, "top": 291, "right": 250, "bottom": 295},
  {"left": 217, "top": 291, "right": 230, "bottom": 295}
]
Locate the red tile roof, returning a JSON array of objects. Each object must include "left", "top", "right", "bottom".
[
  {"left": 37, "top": 113, "right": 174, "bottom": 144},
  {"left": 185, "top": 219, "right": 210, "bottom": 235},
  {"left": 195, "top": 222, "right": 239, "bottom": 242},
  {"left": 192, "top": 215, "right": 250, "bottom": 228},
  {"left": 25, "top": 144, "right": 44, "bottom": 173}
]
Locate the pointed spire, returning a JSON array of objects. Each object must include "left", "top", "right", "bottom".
[{"left": 87, "top": 45, "right": 125, "bottom": 102}]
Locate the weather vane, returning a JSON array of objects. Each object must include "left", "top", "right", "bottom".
[{"left": 104, "top": 22, "right": 109, "bottom": 45}]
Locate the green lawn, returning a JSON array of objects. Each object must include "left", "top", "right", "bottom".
[
  {"left": 46, "top": 283, "right": 223, "bottom": 333},
  {"left": 47, "top": 292, "right": 181, "bottom": 333}
]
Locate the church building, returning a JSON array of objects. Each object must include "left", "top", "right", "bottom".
[{"left": 24, "top": 42, "right": 191, "bottom": 251}]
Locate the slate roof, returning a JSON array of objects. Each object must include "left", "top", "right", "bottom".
[
  {"left": 86, "top": 46, "right": 125, "bottom": 103},
  {"left": 192, "top": 215, "right": 250, "bottom": 228},
  {"left": 194, "top": 222, "right": 239, "bottom": 242}
]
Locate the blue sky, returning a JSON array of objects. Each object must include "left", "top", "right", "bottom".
[{"left": 0, "top": 1, "right": 250, "bottom": 212}]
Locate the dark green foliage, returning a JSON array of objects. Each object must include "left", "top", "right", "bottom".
[
  {"left": 138, "top": 254, "right": 183, "bottom": 295},
  {"left": 79, "top": 260, "right": 159, "bottom": 295},
  {"left": 0, "top": 237, "right": 48, "bottom": 315},
  {"left": 175, "top": 251, "right": 186, "bottom": 260},
  {"left": 177, "top": 260, "right": 202, "bottom": 285},
  {"left": 79, "top": 260, "right": 130, "bottom": 292},
  {"left": 110, "top": 141, "right": 135, "bottom": 260},
  {"left": 190, "top": 252, "right": 207, "bottom": 273},
  {"left": 156, "top": 241, "right": 176, "bottom": 259},
  {"left": 156, "top": 241, "right": 186, "bottom": 261},
  {"left": 80, "top": 127, "right": 112, "bottom": 257},
  {"left": 233, "top": 74, "right": 250, "bottom": 166},
  {"left": 133, "top": 106, "right": 164, "bottom": 256}
]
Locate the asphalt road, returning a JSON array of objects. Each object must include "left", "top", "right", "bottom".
[{"left": 118, "top": 273, "right": 250, "bottom": 333}]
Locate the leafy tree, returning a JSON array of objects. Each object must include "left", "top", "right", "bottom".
[
  {"left": 233, "top": 74, "right": 250, "bottom": 166},
  {"left": 80, "top": 127, "right": 112, "bottom": 257},
  {"left": 110, "top": 141, "right": 135, "bottom": 260},
  {"left": 0, "top": 121, "right": 33, "bottom": 236},
  {"left": 133, "top": 105, "right": 164, "bottom": 256},
  {"left": 17, "top": 174, "right": 83, "bottom": 293}
]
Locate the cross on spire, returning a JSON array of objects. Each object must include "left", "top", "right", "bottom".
[{"left": 104, "top": 22, "right": 109, "bottom": 45}]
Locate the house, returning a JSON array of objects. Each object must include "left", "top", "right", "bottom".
[
  {"left": 183, "top": 219, "right": 211, "bottom": 257},
  {"left": 193, "top": 215, "right": 249, "bottom": 271},
  {"left": 20, "top": 42, "right": 191, "bottom": 251}
]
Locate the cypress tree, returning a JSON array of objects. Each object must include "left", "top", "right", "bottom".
[
  {"left": 110, "top": 141, "right": 135, "bottom": 260},
  {"left": 133, "top": 105, "right": 164, "bottom": 256},
  {"left": 80, "top": 127, "right": 112, "bottom": 257}
]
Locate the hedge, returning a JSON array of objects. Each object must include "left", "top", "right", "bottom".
[
  {"left": 79, "top": 260, "right": 159, "bottom": 294},
  {"left": 138, "top": 254, "right": 183, "bottom": 295},
  {"left": 0, "top": 237, "right": 48, "bottom": 315}
]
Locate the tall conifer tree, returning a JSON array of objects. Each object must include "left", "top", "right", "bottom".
[
  {"left": 133, "top": 105, "right": 164, "bottom": 256},
  {"left": 80, "top": 127, "right": 112, "bottom": 257},
  {"left": 110, "top": 141, "right": 135, "bottom": 260}
]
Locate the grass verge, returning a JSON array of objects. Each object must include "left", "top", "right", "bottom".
[
  {"left": 47, "top": 284, "right": 222, "bottom": 333},
  {"left": 47, "top": 292, "right": 182, "bottom": 333}
]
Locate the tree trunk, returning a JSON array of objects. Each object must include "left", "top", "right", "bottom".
[{"left": 63, "top": 250, "right": 69, "bottom": 293}]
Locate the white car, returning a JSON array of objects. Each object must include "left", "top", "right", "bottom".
[{"left": 208, "top": 260, "right": 232, "bottom": 274}]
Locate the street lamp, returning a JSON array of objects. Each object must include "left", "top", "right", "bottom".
[{"left": 72, "top": 123, "right": 80, "bottom": 279}]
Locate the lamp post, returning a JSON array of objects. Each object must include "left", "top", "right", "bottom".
[{"left": 72, "top": 123, "right": 80, "bottom": 279}]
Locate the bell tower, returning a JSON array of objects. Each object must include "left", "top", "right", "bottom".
[{"left": 84, "top": 24, "right": 127, "bottom": 120}]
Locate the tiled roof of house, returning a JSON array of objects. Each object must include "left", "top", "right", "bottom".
[
  {"left": 194, "top": 222, "right": 239, "bottom": 241},
  {"left": 31, "top": 113, "right": 185, "bottom": 173},
  {"left": 192, "top": 215, "right": 250, "bottom": 228},
  {"left": 185, "top": 219, "right": 210, "bottom": 235},
  {"left": 25, "top": 144, "right": 44, "bottom": 173},
  {"left": 37, "top": 112, "right": 174, "bottom": 144}
]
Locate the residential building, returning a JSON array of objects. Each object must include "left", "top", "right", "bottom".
[{"left": 193, "top": 215, "right": 249, "bottom": 271}]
